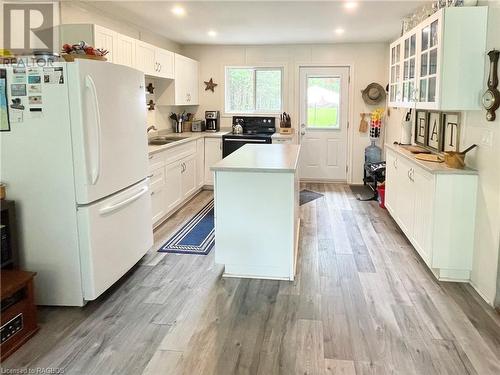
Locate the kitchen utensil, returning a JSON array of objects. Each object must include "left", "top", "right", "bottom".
[
  {"left": 415, "top": 154, "right": 444, "bottom": 163},
  {"left": 444, "top": 144, "right": 477, "bottom": 169},
  {"left": 359, "top": 113, "right": 368, "bottom": 133}
]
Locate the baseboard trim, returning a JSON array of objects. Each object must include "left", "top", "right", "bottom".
[{"left": 468, "top": 280, "right": 495, "bottom": 307}]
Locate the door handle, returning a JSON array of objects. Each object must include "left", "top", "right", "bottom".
[
  {"left": 99, "top": 186, "right": 149, "bottom": 215},
  {"left": 84, "top": 75, "right": 102, "bottom": 185},
  {"left": 224, "top": 138, "right": 267, "bottom": 143}
]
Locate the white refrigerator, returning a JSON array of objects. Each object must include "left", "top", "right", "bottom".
[{"left": 0, "top": 60, "right": 153, "bottom": 306}]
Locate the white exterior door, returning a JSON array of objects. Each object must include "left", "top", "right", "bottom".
[
  {"left": 68, "top": 60, "right": 149, "bottom": 204},
  {"left": 298, "top": 67, "right": 349, "bottom": 181}
]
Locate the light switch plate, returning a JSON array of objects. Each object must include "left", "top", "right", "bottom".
[{"left": 480, "top": 129, "right": 493, "bottom": 148}]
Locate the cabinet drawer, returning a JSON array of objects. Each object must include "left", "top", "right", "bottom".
[
  {"left": 148, "top": 152, "right": 164, "bottom": 172},
  {"left": 150, "top": 167, "right": 165, "bottom": 192},
  {"left": 164, "top": 141, "right": 197, "bottom": 165}
]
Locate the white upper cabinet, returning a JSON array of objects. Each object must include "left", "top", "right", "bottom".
[
  {"left": 93, "top": 25, "right": 116, "bottom": 63},
  {"left": 154, "top": 48, "right": 175, "bottom": 79},
  {"left": 174, "top": 54, "right": 199, "bottom": 105},
  {"left": 115, "top": 33, "right": 136, "bottom": 68},
  {"left": 135, "top": 41, "right": 174, "bottom": 79},
  {"left": 135, "top": 41, "right": 157, "bottom": 76},
  {"left": 388, "top": 6, "right": 488, "bottom": 110}
]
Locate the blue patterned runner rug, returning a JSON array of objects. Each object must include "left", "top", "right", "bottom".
[{"left": 158, "top": 200, "right": 215, "bottom": 255}]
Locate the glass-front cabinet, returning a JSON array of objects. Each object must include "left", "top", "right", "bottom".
[
  {"left": 389, "top": 41, "right": 402, "bottom": 105},
  {"left": 387, "top": 6, "right": 487, "bottom": 111},
  {"left": 417, "top": 12, "right": 441, "bottom": 109}
]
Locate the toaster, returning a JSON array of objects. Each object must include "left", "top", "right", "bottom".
[{"left": 191, "top": 120, "right": 206, "bottom": 132}]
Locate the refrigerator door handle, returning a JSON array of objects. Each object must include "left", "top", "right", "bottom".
[
  {"left": 85, "top": 75, "right": 102, "bottom": 185},
  {"left": 99, "top": 185, "right": 149, "bottom": 216}
]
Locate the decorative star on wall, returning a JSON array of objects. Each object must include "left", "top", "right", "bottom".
[{"left": 204, "top": 78, "right": 218, "bottom": 92}]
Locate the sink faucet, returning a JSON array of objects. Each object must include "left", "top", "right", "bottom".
[{"left": 147, "top": 125, "right": 157, "bottom": 133}]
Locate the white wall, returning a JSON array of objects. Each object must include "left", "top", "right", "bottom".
[
  {"left": 385, "top": 4, "right": 500, "bottom": 306},
  {"left": 181, "top": 43, "right": 389, "bottom": 184}
]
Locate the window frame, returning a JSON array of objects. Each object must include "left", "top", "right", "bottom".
[{"left": 224, "top": 66, "right": 284, "bottom": 116}]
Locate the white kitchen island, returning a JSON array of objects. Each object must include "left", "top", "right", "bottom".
[{"left": 211, "top": 144, "right": 301, "bottom": 280}]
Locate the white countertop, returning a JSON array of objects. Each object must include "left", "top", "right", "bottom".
[
  {"left": 211, "top": 144, "right": 301, "bottom": 173},
  {"left": 148, "top": 131, "right": 229, "bottom": 155},
  {"left": 385, "top": 143, "right": 478, "bottom": 175}
]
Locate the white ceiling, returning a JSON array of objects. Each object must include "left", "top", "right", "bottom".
[{"left": 89, "top": 1, "right": 426, "bottom": 45}]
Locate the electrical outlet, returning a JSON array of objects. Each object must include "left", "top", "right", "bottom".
[{"left": 480, "top": 129, "right": 493, "bottom": 148}]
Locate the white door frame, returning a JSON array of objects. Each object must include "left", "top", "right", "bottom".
[{"left": 294, "top": 63, "right": 354, "bottom": 183}]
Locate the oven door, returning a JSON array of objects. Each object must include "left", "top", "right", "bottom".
[{"left": 223, "top": 137, "right": 271, "bottom": 158}]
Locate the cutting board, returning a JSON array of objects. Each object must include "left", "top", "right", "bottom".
[
  {"left": 401, "top": 145, "right": 431, "bottom": 154},
  {"left": 415, "top": 154, "right": 444, "bottom": 163}
]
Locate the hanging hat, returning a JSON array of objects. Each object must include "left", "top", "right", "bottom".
[{"left": 361, "top": 83, "right": 386, "bottom": 105}]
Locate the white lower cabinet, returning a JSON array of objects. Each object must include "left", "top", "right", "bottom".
[
  {"left": 204, "top": 138, "right": 222, "bottom": 186},
  {"left": 165, "top": 161, "right": 183, "bottom": 213},
  {"left": 148, "top": 138, "right": 208, "bottom": 228},
  {"left": 385, "top": 146, "right": 477, "bottom": 281}
]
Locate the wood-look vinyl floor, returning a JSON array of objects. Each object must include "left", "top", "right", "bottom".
[{"left": 2, "top": 184, "right": 500, "bottom": 375}]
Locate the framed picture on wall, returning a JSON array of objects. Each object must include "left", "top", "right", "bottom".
[
  {"left": 426, "top": 111, "right": 442, "bottom": 151},
  {"left": 442, "top": 112, "right": 460, "bottom": 152},
  {"left": 415, "top": 110, "right": 427, "bottom": 146}
]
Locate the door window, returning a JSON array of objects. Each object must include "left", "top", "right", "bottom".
[{"left": 306, "top": 76, "right": 340, "bottom": 129}]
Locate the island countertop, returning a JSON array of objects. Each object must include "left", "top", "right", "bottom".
[{"left": 211, "top": 144, "right": 301, "bottom": 173}]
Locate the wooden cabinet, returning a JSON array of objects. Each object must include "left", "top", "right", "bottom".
[
  {"left": 115, "top": 33, "right": 136, "bottom": 68},
  {"left": 385, "top": 146, "right": 478, "bottom": 281},
  {"left": 204, "top": 138, "right": 222, "bottom": 186},
  {"left": 388, "top": 6, "right": 487, "bottom": 110}
]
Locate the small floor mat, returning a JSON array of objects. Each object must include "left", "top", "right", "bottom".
[
  {"left": 349, "top": 185, "right": 375, "bottom": 201},
  {"left": 300, "top": 189, "right": 324, "bottom": 206}
]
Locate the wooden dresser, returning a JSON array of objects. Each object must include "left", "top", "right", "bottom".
[{"left": 1, "top": 270, "right": 39, "bottom": 361}]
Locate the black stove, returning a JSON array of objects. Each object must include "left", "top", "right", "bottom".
[{"left": 222, "top": 116, "right": 276, "bottom": 157}]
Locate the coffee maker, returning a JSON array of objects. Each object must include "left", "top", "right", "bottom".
[{"left": 205, "top": 111, "right": 220, "bottom": 132}]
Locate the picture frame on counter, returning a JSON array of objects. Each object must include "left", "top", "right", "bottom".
[
  {"left": 426, "top": 111, "right": 441, "bottom": 151},
  {"left": 442, "top": 112, "right": 460, "bottom": 152},
  {"left": 415, "top": 110, "right": 427, "bottom": 146}
]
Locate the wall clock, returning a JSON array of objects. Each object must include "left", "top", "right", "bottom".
[{"left": 482, "top": 49, "right": 500, "bottom": 121}]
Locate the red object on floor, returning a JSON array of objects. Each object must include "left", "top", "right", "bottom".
[{"left": 377, "top": 185, "right": 386, "bottom": 209}]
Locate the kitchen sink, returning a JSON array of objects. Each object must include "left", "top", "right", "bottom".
[{"left": 148, "top": 136, "right": 188, "bottom": 145}]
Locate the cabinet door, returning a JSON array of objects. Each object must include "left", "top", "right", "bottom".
[
  {"left": 136, "top": 41, "right": 156, "bottom": 76},
  {"left": 401, "top": 32, "right": 417, "bottom": 107},
  {"left": 196, "top": 138, "right": 205, "bottom": 188},
  {"left": 93, "top": 25, "right": 116, "bottom": 63},
  {"left": 396, "top": 158, "right": 415, "bottom": 236},
  {"left": 174, "top": 54, "right": 189, "bottom": 105},
  {"left": 385, "top": 149, "right": 398, "bottom": 214},
  {"left": 186, "top": 58, "right": 199, "bottom": 105},
  {"left": 412, "top": 168, "right": 434, "bottom": 264},
  {"left": 417, "top": 13, "right": 441, "bottom": 109},
  {"left": 165, "top": 161, "right": 182, "bottom": 213},
  {"left": 155, "top": 48, "right": 174, "bottom": 79},
  {"left": 181, "top": 155, "right": 197, "bottom": 199},
  {"left": 389, "top": 41, "right": 402, "bottom": 106},
  {"left": 204, "top": 138, "right": 222, "bottom": 185},
  {"left": 150, "top": 167, "right": 166, "bottom": 225},
  {"left": 115, "top": 33, "right": 136, "bottom": 68}
]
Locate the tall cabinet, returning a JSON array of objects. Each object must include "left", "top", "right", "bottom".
[{"left": 388, "top": 6, "right": 488, "bottom": 110}]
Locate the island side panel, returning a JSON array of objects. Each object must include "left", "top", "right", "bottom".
[{"left": 214, "top": 170, "right": 296, "bottom": 280}]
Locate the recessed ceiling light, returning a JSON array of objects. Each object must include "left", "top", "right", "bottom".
[
  {"left": 344, "top": 1, "right": 358, "bottom": 10},
  {"left": 207, "top": 30, "right": 217, "bottom": 37},
  {"left": 171, "top": 6, "right": 185, "bottom": 16},
  {"left": 335, "top": 28, "right": 345, "bottom": 35}
]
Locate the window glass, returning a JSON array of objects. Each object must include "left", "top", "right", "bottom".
[{"left": 306, "top": 76, "right": 340, "bottom": 129}]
